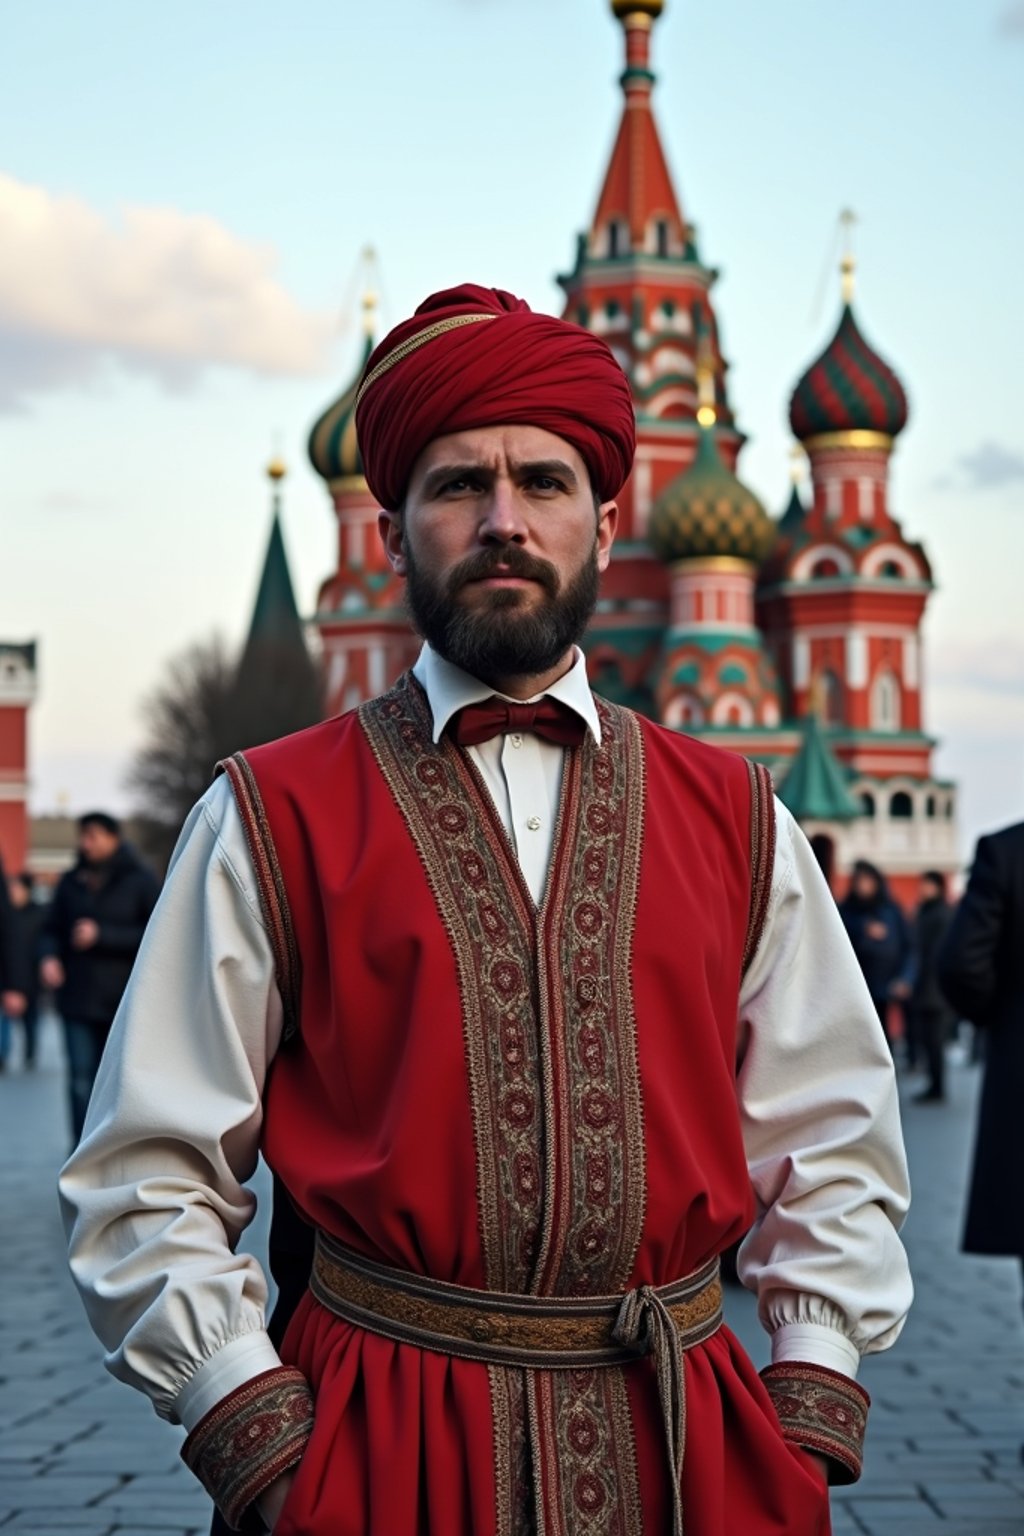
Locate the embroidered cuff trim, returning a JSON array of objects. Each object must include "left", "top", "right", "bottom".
[
  {"left": 181, "top": 1365, "right": 313, "bottom": 1530},
  {"left": 760, "top": 1361, "right": 869, "bottom": 1485}
]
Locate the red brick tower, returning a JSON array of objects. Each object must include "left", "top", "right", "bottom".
[
  {"left": 0, "top": 642, "right": 37, "bottom": 872},
  {"left": 308, "top": 285, "right": 417, "bottom": 715},
  {"left": 560, "top": 0, "right": 745, "bottom": 711}
]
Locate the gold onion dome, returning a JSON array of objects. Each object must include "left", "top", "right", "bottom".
[
  {"left": 648, "top": 427, "right": 776, "bottom": 565},
  {"left": 308, "top": 329, "right": 374, "bottom": 484}
]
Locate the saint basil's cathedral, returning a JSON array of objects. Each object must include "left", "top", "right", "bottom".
[
  {"left": 300, "top": 0, "right": 957, "bottom": 907},
  {"left": 0, "top": 0, "right": 958, "bottom": 903}
]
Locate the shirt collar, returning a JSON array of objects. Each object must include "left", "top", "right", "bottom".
[{"left": 412, "top": 643, "right": 602, "bottom": 747}]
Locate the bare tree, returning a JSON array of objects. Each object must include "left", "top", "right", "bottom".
[{"left": 129, "top": 633, "right": 324, "bottom": 871}]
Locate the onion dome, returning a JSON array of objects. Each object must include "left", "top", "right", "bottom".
[
  {"left": 789, "top": 302, "right": 908, "bottom": 444},
  {"left": 308, "top": 331, "right": 372, "bottom": 484},
  {"left": 648, "top": 427, "right": 776, "bottom": 564}
]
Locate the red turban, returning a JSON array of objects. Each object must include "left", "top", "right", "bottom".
[{"left": 354, "top": 284, "right": 636, "bottom": 511}]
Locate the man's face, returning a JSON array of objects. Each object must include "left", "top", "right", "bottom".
[
  {"left": 380, "top": 425, "right": 618, "bottom": 686},
  {"left": 79, "top": 824, "right": 119, "bottom": 864},
  {"left": 853, "top": 870, "right": 878, "bottom": 901}
]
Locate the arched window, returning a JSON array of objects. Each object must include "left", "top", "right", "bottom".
[
  {"left": 871, "top": 669, "right": 902, "bottom": 732},
  {"left": 809, "top": 834, "right": 836, "bottom": 888},
  {"left": 890, "top": 791, "right": 914, "bottom": 820},
  {"left": 655, "top": 219, "right": 671, "bottom": 257},
  {"left": 925, "top": 795, "right": 937, "bottom": 819},
  {"left": 860, "top": 792, "right": 876, "bottom": 818},
  {"left": 811, "top": 557, "right": 841, "bottom": 579},
  {"left": 605, "top": 297, "right": 621, "bottom": 320},
  {"left": 817, "top": 668, "right": 844, "bottom": 726},
  {"left": 880, "top": 560, "right": 903, "bottom": 578}
]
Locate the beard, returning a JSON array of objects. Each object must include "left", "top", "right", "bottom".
[{"left": 403, "top": 538, "right": 600, "bottom": 684}]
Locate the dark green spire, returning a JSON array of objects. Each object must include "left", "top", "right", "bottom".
[
  {"left": 778, "top": 714, "right": 860, "bottom": 823},
  {"left": 246, "top": 509, "right": 305, "bottom": 654}
]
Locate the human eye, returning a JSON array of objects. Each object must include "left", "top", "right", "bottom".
[{"left": 527, "top": 474, "right": 565, "bottom": 495}]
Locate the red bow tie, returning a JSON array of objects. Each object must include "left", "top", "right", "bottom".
[{"left": 450, "top": 696, "right": 587, "bottom": 749}]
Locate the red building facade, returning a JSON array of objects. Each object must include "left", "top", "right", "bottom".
[
  {"left": 0, "top": 643, "right": 37, "bottom": 873},
  {"left": 306, "top": 0, "right": 956, "bottom": 901}
]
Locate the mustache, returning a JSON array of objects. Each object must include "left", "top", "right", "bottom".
[{"left": 445, "top": 545, "right": 560, "bottom": 599}]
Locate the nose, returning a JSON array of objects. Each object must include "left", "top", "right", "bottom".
[{"left": 478, "top": 479, "right": 528, "bottom": 546}]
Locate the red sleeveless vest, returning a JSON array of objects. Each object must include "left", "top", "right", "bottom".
[{"left": 222, "top": 674, "right": 828, "bottom": 1536}]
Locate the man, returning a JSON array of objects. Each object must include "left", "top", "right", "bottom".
[
  {"left": 939, "top": 823, "right": 1024, "bottom": 1274},
  {"left": 0, "top": 858, "right": 29, "bottom": 1068},
  {"left": 41, "top": 812, "right": 159, "bottom": 1142},
  {"left": 61, "top": 285, "right": 911, "bottom": 1536},
  {"left": 901, "top": 871, "right": 956, "bottom": 1104},
  {"left": 1, "top": 872, "right": 43, "bottom": 1069}
]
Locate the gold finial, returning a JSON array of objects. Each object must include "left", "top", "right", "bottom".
[
  {"left": 839, "top": 208, "right": 857, "bottom": 304},
  {"left": 360, "top": 245, "right": 379, "bottom": 337},
  {"left": 695, "top": 336, "right": 717, "bottom": 427},
  {"left": 267, "top": 456, "right": 287, "bottom": 482}
]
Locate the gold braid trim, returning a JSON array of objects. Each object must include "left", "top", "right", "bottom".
[{"left": 355, "top": 313, "right": 498, "bottom": 408}]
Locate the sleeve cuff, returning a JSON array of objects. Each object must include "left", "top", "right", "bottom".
[
  {"left": 760, "top": 1361, "right": 870, "bottom": 1484},
  {"left": 769, "top": 1322, "right": 860, "bottom": 1377},
  {"left": 174, "top": 1330, "right": 285, "bottom": 1433},
  {"left": 181, "top": 1366, "right": 313, "bottom": 1530}
]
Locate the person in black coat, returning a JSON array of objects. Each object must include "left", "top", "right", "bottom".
[
  {"left": 2, "top": 873, "right": 45, "bottom": 1067},
  {"left": 0, "top": 860, "right": 30, "bottom": 1069},
  {"left": 40, "top": 812, "right": 159, "bottom": 1143},
  {"left": 839, "top": 860, "right": 910, "bottom": 1047},
  {"left": 902, "top": 871, "right": 957, "bottom": 1103},
  {"left": 939, "top": 820, "right": 1024, "bottom": 1262}
]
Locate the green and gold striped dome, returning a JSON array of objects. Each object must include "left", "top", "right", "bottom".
[
  {"left": 307, "top": 332, "right": 373, "bottom": 485},
  {"left": 649, "top": 428, "right": 776, "bottom": 565}
]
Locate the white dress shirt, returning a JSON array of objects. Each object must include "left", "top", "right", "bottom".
[{"left": 59, "top": 645, "right": 912, "bottom": 1435}]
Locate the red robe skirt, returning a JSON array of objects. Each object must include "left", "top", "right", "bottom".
[{"left": 236, "top": 675, "right": 830, "bottom": 1535}]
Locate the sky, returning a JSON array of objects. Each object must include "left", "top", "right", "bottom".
[{"left": 2, "top": 0, "right": 1023, "bottom": 859}]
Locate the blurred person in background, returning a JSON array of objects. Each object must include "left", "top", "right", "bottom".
[
  {"left": 0, "top": 859, "right": 29, "bottom": 1069},
  {"left": 939, "top": 822, "right": 1024, "bottom": 1282},
  {"left": 900, "top": 871, "right": 956, "bottom": 1103},
  {"left": 2, "top": 872, "right": 45, "bottom": 1068},
  {"left": 839, "top": 860, "right": 911, "bottom": 1053},
  {"left": 39, "top": 812, "right": 159, "bottom": 1143}
]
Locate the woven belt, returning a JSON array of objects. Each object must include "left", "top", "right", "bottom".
[{"left": 311, "top": 1230, "right": 723, "bottom": 1536}]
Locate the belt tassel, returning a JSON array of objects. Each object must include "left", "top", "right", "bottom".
[{"left": 613, "top": 1285, "right": 687, "bottom": 1536}]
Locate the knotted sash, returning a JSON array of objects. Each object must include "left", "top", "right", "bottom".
[{"left": 311, "top": 1230, "right": 723, "bottom": 1536}]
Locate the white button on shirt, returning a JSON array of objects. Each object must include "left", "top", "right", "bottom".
[{"left": 413, "top": 644, "right": 601, "bottom": 905}]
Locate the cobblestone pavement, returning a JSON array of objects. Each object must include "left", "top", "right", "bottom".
[{"left": 2, "top": 1016, "right": 1022, "bottom": 1535}]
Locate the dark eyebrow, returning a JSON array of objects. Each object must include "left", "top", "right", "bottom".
[
  {"left": 513, "top": 459, "right": 579, "bottom": 489},
  {"left": 420, "top": 463, "right": 493, "bottom": 498}
]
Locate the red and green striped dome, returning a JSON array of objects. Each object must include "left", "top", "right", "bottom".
[{"left": 789, "top": 303, "right": 908, "bottom": 443}]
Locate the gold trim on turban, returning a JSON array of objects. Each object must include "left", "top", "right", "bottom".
[{"left": 355, "top": 313, "right": 498, "bottom": 410}]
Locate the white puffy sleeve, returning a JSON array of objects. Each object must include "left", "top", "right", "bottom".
[
  {"left": 58, "top": 775, "right": 286, "bottom": 1432},
  {"left": 736, "top": 799, "right": 913, "bottom": 1379}
]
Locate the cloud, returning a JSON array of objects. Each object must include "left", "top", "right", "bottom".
[
  {"left": 0, "top": 172, "right": 333, "bottom": 411},
  {"left": 930, "top": 637, "right": 1024, "bottom": 698},
  {"left": 998, "top": 2, "right": 1024, "bottom": 35},
  {"left": 955, "top": 440, "right": 1024, "bottom": 489}
]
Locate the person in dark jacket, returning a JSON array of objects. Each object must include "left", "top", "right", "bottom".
[
  {"left": 902, "top": 870, "right": 957, "bottom": 1103},
  {"left": 939, "top": 821, "right": 1024, "bottom": 1265},
  {"left": 40, "top": 812, "right": 159, "bottom": 1142},
  {"left": 0, "top": 860, "right": 29, "bottom": 1069},
  {"left": 2, "top": 873, "right": 45, "bottom": 1067},
  {"left": 839, "top": 860, "right": 910, "bottom": 1048}
]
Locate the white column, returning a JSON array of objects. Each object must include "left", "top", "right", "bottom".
[
  {"left": 793, "top": 635, "right": 811, "bottom": 689},
  {"left": 846, "top": 630, "right": 869, "bottom": 688}
]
